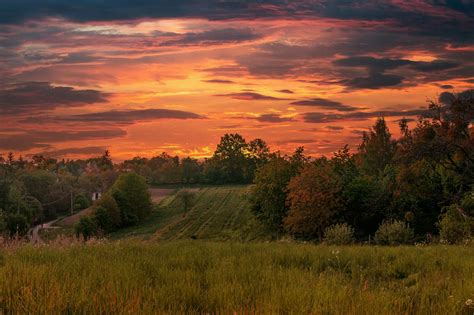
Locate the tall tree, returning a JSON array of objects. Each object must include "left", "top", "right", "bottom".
[{"left": 358, "top": 118, "right": 396, "bottom": 176}]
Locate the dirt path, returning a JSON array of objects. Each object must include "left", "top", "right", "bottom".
[{"left": 28, "top": 219, "right": 60, "bottom": 244}]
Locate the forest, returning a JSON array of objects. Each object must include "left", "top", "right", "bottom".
[{"left": 0, "top": 89, "right": 473, "bottom": 244}]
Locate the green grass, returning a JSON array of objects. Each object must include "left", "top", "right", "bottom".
[
  {"left": 1, "top": 241, "right": 473, "bottom": 314},
  {"left": 110, "top": 185, "right": 271, "bottom": 241}
]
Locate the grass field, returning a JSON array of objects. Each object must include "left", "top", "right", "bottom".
[
  {"left": 111, "top": 185, "right": 271, "bottom": 241},
  {"left": 1, "top": 241, "right": 473, "bottom": 314}
]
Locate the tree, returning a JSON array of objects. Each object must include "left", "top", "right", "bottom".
[
  {"left": 5, "top": 213, "right": 29, "bottom": 237},
  {"left": 284, "top": 162, "right": 344, "bottom": 240},
  {"left": 111, "top": 172, "right": 152, "bottom": 226},
  {"left": 74, "top": 216, "right": 98, "bottom": 240},
  {"left": 212, "top": 133, "right": 250, "bottom": 183},
  {"left": 176, "top": 190, "right": 196, "bottom": 217},
  {"left": 181, "top": 157, "right": 201, "bottom": 184},
  {"left": 250, "top": 157, "right": 294, "bottom": 233},
  {"left": 358, "top": 118, "right": 396, "bottom": 176},
  {"left": 94, "top": 193, "right": 121, "bottom": 231}
]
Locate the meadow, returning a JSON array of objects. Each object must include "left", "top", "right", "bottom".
[
  {"left": 110, "top": 185, "right": 270, "bottom": 241},
  {"left": 1, "top": 241, "right": 473, "bottom": 314}
]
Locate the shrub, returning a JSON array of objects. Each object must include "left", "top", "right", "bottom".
[
  {"left": 324, "top": 223, "right": 355, "bottom": 245},
  {"left": 438, "top": 205, "right": 471, "bottom": 244},
  {"left": 74, "top": 194, "right": 91, "bottom": 211},
  {"left": 94, "top": 193, "right": 121, "bottom": 230},
  {"left": 5, "top": 213, "right": 29, "bottom": 237},
  {"left": 374, "top": 220, "right": 414, "bottom": 245},
  {"left": 74, "top": 216, "right": 98, "bottom": 240}
]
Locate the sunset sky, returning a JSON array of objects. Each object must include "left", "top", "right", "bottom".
[{"left": 1, "top": 1, "right": 473, "bottom": 160}]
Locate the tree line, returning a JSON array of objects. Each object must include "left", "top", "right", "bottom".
[
  {"left": 251, "top": 89, "right": 473, "bottom": 244},
  {"left": 0, "top": 89, "right": 472, "bottom": 243}
]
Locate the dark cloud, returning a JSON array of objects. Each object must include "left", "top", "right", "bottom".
[
  {"left": 160, "top": 28, "right": 261, "bottom": 46},
  {"left": 325, "top": 126, "right": 344, "bottom": 131},
  {"left": 203, "top": 79, "right": 235, "bottom": 84},
  {"left": 344, "top": 73, "right": 404, "bottom": 89},
  {"left": 303, "top": 109, "right": 428, "bottom": 123},
  {"left": 0, "top": 0, "right": 472, "bottom": 27},
  {"left": 276, "top": 89, "right": 294, "bottom": 94},
  {"left": 63, "top": 108, "right": 205, "bottom": 124},
  {"left": 291, "top": 98, "right": 359, "bottom": 112},
  {"left": 0, "top": 129, "right": 126, "bottom": 150},
  {"left": 439, "top": 84, "right": 454, "bottom": 89},
  {"left": 254, "top": 114, "right": 295, "bottom": 123},
  {"left": 333, "top": 56, "right": 412, "bottom": 72},
  {"left": 215, "top": 92, "right": 290, "bottom": 101},
  {"left": 0, "top": 81, "right": 109, "bottom": 114},
  {"left": 332, "top": 56, "right": 462, "bottom": 89}
]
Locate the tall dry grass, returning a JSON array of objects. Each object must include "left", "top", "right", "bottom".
[{"left": 1, "top": 240, "right": 473, "bottom": 314}]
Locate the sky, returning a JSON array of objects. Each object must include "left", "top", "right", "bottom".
[{"left": 0, "top": 0, "right": 473, "bottom": 161}]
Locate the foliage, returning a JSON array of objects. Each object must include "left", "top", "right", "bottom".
[
  {"left": 250, "top": 157, "right": 294, "bottom": 232},
  {"left": 4, "top": 213, "right": 29, "bottom": 237},
  {"left": 438, "top": 203, "right": 472, "bottom": 244},
  {"left": 374, "top": 220, "right": 414, "bottom": 245},
  {"left": 94, "top": 193, "right": 121, "bottom": 231},
  {"left": 111, "top": 173, "right": 152, "bottom": 226},
  {"left": 175, "top": 189, "right": 196, "bottom": 214},
  {"left": 74, "top": 194, "right": 90, "bottom": 211},
  {"left": 74, "top": 216, "right": 98, "bottom": 240},
  {"left": 285, "top": 162, "right": 344, "bottom": 239},
  {"left": 324, "top": 223, "right": 355, "bottom": 245}
]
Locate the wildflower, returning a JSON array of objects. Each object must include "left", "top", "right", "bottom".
[{"left": 466, "top": 299, "right": 473, "bottom": 306}]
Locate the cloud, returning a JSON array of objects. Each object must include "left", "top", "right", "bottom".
[
  {"left": 276, "top": 89, "right": 294, "bottom": 94},
  {"left": 0, "top": 81, "right": 109, "bottom": 114},
  {"left": 325, "top": 126, "right": 344, "bottom": 131},
  {"left": 203, "top": 79, "right": 235, "bottom": 84},
  {"left": 254, "top": 114, "right": 295, "bottom": 123},
  {"left": 215, "top": 92, "right": 290, "bottom": 101},
  {"left": 344, "top": 73, "right": 404, "bottom": 89},
  {"left": 303, "top": 109, "right": 428, "bottom": 123},
  {"left": 332, "top": 56, "right": 461, "bottom": 89},
  {"left": 290, "top": 98, "right": 359, "bottom": 112},
  {"left": 160, "top": 28, "right": 261, "bottom": 46},
  {"left": 63, "top": 108, "right": 205, "bottom": 123},
  {"left": 0, "top": 129, "right": 126, "bottom": 150}
]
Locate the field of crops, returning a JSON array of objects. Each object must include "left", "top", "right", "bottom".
[
  {"left": 111, "top": 185, "right": 270, "bottom": 241},
  {"left": 1, "top": 241, "right": 473, "bottom": 314}
]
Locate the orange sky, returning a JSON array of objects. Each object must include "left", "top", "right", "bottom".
[{"left": 0, "top": 1, "right": 473, "bottom": 160}]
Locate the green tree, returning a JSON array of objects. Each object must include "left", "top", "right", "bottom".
[
  {"left": 358, "top": 118, "right": 396, "bottom": 176},
  {"left": 111, "top": 173, "right": 152, "bottom": 226},
  {"left": 74, "top": 216, "right": 98, "bottom": 240},
  {"left": 212, "top": 133, "right": 249, "bottom": 183},
  {"left": 250, "top": 157, "right": 294, "bottom": 233},
  {"left": 94, "top": 193, "right": 121, "bottom": 231},
  {"left": 176, "top": 190, "right": 196, "bottom": 217}
]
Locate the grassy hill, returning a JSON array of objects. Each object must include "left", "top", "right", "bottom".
[{"left": 110, "top": 185, "right": 271, "bottom": 241}]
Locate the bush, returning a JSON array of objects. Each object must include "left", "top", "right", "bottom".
[
  {"left": 74, "top": 194, "right": 91, "bottom": 211},
  {"left": 74, "top": 216, "right": 98, "bottom": 240},
  {"left": 374, "top": 220, "right": 414, "bottom": 245},
  {"left": 438, "top": 205, "right": 472, "bottom": 244},
  {"left": 324, "top": 223, "right": 355, "bottom": 245},
  {"left": 94, "top": 193, "right": 121, "bottom": 230},
  {"left": 5, "top": 213, "right": 29, "bottom": 237}
]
